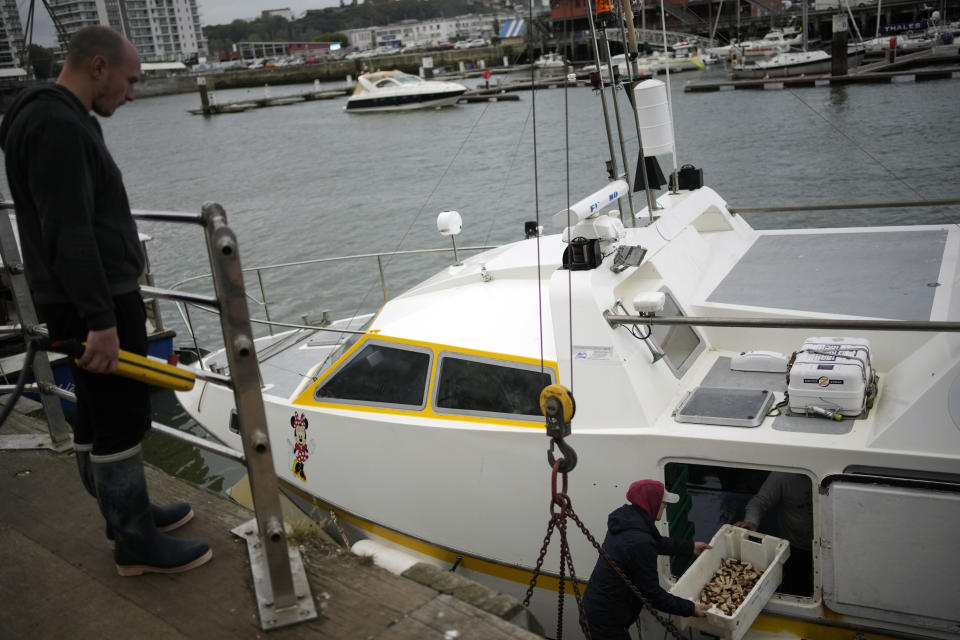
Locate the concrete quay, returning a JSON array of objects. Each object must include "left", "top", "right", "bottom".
[{"left": 0, "top": 399, "right": 543, "bottom": 639}]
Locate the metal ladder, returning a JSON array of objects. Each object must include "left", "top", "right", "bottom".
[
  {"left": 0, "top": 204, "right": 72, "bottom": 451},
  {"left": 0, "top": 201, "right": 317, "bottom": 630}
]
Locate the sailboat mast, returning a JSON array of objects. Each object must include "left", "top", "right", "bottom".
[
  {"left": 599, "top": 25, "right": 638, "bottom": 221},
  {"left": 802, "top": 0, "right": 809, "bottom": 51},
  {"left": 875, "top": 0, "right": 882, "bottom": 38},
  {"left": 584, "top": 0, "right": 623, "bottom": 188}
]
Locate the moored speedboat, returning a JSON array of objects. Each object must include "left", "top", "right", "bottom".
[
  {"left": 734, "top": 29, "right": 803, "bottom": 58},
  {"left": 344, "top": 70, "right": 467, "bottom": 113},
  {"left": 731, "top": 50, "right": 833, "bottom": 79},
  {"left": 533, "top": 52, "right": 568, "bottom": 71}
]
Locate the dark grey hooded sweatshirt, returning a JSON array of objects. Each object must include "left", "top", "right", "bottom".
[{"left": 0, "top": 84, "right": 143, "bottom": 330}]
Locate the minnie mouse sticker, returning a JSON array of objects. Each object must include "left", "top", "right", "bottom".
[{"left": 288, "top": 411, "right": 313, "bottom": 482}]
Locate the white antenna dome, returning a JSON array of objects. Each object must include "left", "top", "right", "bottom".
[{"left": 437, "top": 210, "right": 462, "bottom": 236}]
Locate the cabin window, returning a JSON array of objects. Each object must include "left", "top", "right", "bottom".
[
  {"left": 434, "top": 353, "right": 553, "bottom": 420},
  {"left": 651, "top": 290, "right": 704, "bottom": 378},
  {"left": 315, "top": 341, "right": 431, "bottom": 408},
  {"left": 664, "top": 462, "right": 814, "bottom": 598}
]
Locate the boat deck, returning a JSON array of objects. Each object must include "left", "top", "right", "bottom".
[{"left": 0, "top": 400, "right": 541, "bottom": 639}]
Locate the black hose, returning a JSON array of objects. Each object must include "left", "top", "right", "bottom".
[{"left": 0, "top": 338, "right": 39, "bottom": 429}]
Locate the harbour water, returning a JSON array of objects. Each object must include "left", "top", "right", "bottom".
[{"left": 4, "top": 64, "right": 960, "bottom": 494}]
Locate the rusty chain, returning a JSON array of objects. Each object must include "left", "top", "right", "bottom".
[{"left": 523, "top": 458, "right": 688, "bottom": 640}]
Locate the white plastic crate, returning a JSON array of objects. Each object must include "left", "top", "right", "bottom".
[{"left": 669, "top": 524, "right": 790, "bottom": 640}]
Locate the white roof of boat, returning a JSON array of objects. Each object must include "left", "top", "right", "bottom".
[{"left": 371, "top": 236, "right": 564, "bottom": 362}]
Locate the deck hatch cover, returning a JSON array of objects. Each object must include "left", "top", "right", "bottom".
[
  {"left": 674, "top": 387, "right": 774, "bottom": 428},
  {"left": 707, "top": 230, "right": 946, "bottom": 319}
]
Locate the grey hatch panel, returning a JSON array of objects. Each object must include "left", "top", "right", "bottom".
[
  {"left": 821, "top": 480, "right": 960, "bottom": 634},
  {"left": 708, "top": 230, "right": 947, "bottom": 319}
]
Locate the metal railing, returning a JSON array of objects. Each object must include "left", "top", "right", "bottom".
[
  {"left": 727, "top": 198, "right": 960, "bottom": 214},
  {"left": 0, "top": 201, "right": 317, "bottom": 630},
  {"left": 156, "top": 241, "right": 496, "bottom": 335},
  {"left": 131, "top": 206, "right": 495, "bottom": 349},
  {"left": 135, "top": 203, "right": 315, "bottom": 628}
]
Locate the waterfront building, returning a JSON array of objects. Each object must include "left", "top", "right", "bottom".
[
  {"left": 0, "top": 0, "right": 25, "bottom": 68},
  {"left": 231, "top": 40, "right": 341, "bottom": 60},
  {"left": 343, "top": 13, "right": 514, "bottom": 51},
  {"left": 47, "top": 0, "right": 207, "bottom": 61}
]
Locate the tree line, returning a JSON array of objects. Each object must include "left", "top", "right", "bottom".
[{"left": 203, "top": 0, "right": 494, "bottom": 55}]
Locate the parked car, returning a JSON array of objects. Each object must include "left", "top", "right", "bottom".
[
  {"left": 437, "top": 43, "right": 455, "bottom": 50},
  {"left": 304, "top": 57, "right": 321, "bottom": 64},
  {"left": 469, "top": 38, "right": 490, "bottom": 47}
]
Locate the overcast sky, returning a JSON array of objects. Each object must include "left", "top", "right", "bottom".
[
  {"left": 202, "top": 0, "right": 341, "bottom": 25},
  {"left": 26, "top": 1, "right": 341, "bottom": 47}
]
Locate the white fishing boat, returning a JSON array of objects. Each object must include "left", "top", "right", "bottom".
[
  {"left": 176, "top": 76, "right": 960, "bottom": 640},
  {"left": 344, "top": 70, "right": 467, "bottom": 113}
]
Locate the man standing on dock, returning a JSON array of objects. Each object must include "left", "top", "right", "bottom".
[{"left": 0, "top": 26, "right": 211, "bottom": 576}]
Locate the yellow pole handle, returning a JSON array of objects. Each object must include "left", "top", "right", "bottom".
[
  {"left": 114, "top": 349, "right": 196, "bottom": 391},
  {"left": 50, "top": 340, "right": 196, "bottom": 391}
]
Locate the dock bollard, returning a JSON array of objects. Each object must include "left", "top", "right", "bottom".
[
  {"left": 197, "top": 77, "right": 210, "bottom": 115},
  {"left": 831, "top": 14, "right": 849, "bottom": 77}
]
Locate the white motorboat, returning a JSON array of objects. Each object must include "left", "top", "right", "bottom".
[
  {"left": 580, "top": 54, "right": 629, "bottom": 82},
  {"left": 705, "top": 40, "right": 739, "bottom": 58},
  {"left": 344, "top": 70, "right": 467, "bottom": 113},
  {"left": 731, "top": 50, "right": 833, "bottom": 79},
  {"left": 533, "top": 52, "right": 568, "bottom": 71},
  {"left": 177, "top": 81, "right": 960, "bottom": 640},
  {"left": 734, "top": 28, "right": 805, "bottom": 58},
  {"left": 582, "top": 50, "right": 703, "bottom": 82},
  {"left": 635, "top": 51, "right": 706, "bottom": 74}
]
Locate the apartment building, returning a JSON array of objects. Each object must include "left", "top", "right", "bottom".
[
  {"left": 0, "top": 0, "right": 25, "bottom": 68},
  {"left": 47, "top": 0, "right": 206, "bottom": 61}
]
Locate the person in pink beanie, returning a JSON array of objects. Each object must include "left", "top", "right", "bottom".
[{"left": 582, "top": 479, "right": 712, "bottom": 639}]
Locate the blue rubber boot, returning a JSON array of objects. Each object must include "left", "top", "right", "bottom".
[
  {"left": 76, "top": 446, "right": 194, "bottom": 544},
  {"left": 91, "top": 446, "right": 212, "bottom": 576}
]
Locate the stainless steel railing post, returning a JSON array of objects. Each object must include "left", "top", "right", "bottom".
[
  {"left": 132, "top": 205, "right": 315, "bottom": 629},
  {"left": 199, "top": 202, "right": 310, "bottom": 625},
  {"left": 256, "top": 268, "right": 274, "bottom": 336},
  {"left": 376, "top": 255, "right": 388, "bottom": 302}
]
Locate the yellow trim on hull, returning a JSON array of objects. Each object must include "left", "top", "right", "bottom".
[
  {"left": 752, "top": 614, "right": 904, "bottom": 640},
  {"left": 283, "top": 480, "right": 567, "bottom": 592}
]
